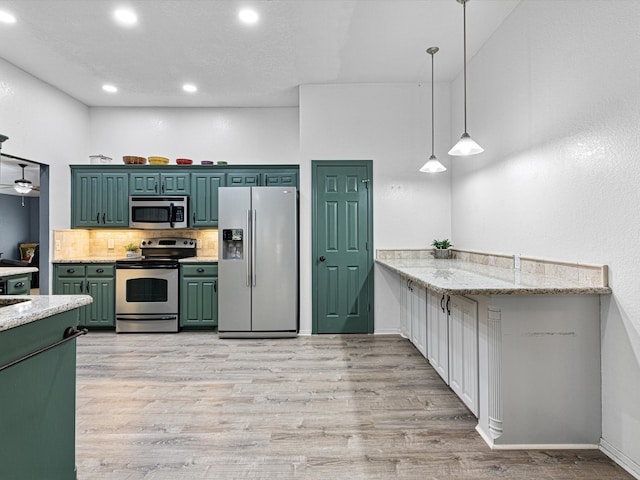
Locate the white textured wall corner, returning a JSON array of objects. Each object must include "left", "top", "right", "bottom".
[
  {"left": 0, "top": 57, "right": 89, "bottom": 231},
  {"left": 299, "top": 83, "right": 452, "bottom": 334},
  {"left": 449, "top": 0, "right": 640, "bottom": 474}
]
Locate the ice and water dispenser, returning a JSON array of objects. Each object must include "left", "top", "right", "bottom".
[{"left": 222, "top": 229, "right": 244, "bottom": 259}]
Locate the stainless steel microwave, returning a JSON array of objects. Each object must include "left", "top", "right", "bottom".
[{"left": 129, "top": 196, "right": 188, "bottom": 229}]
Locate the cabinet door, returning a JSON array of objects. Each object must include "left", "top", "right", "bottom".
[
  {"left": 264, "top": 171, "right": 298, "bottom": 187},
  {"left": 449, "top": 295, "right": 478, "bottom": 416},
  {"left": 411, "top": 285, "right": 427, "bottom": 357},
  {"left": 101, "top": 173, "right": 129, "bottom": 227},
  {"left": 400, "top": 278, "right": 411, "bottom": 339},
  {"left": 72, "top": 172, "right": 101, "bottom": 227},
  {"left": 161, "top": 173, "right": 190, "bottom": 194},
  {"left": 191, "top": 174, "right": 225, "bottom": 227},
  {"left": 427, "top": 290, "right": 450, "bottom": 384},
  {"left": 85, "top": 277, "right": 115, "bottom": 327},
  {"left": 226, "top": 171, "right": 261, "bottom": 187},
  {"left": 54, "top": 277, "right": 87, "bottom": 326},
  {"left": 130, "top": 173, "right": 159, "bottom": 195},
  {"left": 180, "top": 276, "right": 218, "bottom": 327}
]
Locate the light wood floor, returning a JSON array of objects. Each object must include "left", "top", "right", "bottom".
[{"left": 76, "top": 332, "right": 632, "bottom": 480}]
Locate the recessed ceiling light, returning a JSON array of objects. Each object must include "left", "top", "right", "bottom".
[
  {"left": 0, "top": 10, "right": 17, "bottom": 24},
  {"left": 183, "top": 84, "right": 197, "bottom": 93},
  {"left": 102, "top": 84, "right": 118, "bottom": 93},
  {"left": 238, "top": 8, "right": 259, "bottom": 24},
  {"left": 114, "top": 8, "right": 138, "bottom": 26}
]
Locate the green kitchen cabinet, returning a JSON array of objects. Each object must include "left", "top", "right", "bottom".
[
  {"left": 264, "top": 170, "right": 298, "bottom": 187},
  {"left": 53, "top": 264, "right": 115, "bottom": 328},
  {"left": 71, "top": 171, "right": 128, "bottom": 228},
  {"left": 180, "top": 263, "right": 218, "bottom": 328},
  {"left": 191, "top": 173, "right": 225, "bottom": 227},
  {"left": 1, "top": 274, "right": 31, "bottom": 295},
  {"left": 226, "top": 170, "right": 261, "bottom": 187},
  {"left": 0, "top": 308, "right": 80, "bottom": 480},
  {"left": 130, "top": 172, "right": 190, "bottom": 195}
]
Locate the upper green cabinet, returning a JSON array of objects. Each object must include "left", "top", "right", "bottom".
[
  {"left": 226, "top": 170, "right": 261, "bottom": 187},
  {"left": 264, "top": 171, "right": 298, "bottom": 187},
  {"left": 191, "top": 173, "right": 226, "bottom": 227},
  {"left": 130, "top": 172, "right": 190, "bottom": 195},
  {"left": 71, "top": 171, "right": 128, "bottom": 228},
  {"left": 70, "top": 165, "right": 298, "bottom": 229}
]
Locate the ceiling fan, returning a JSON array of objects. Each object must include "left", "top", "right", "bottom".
[{"left": 0, "top": 162, "right": 40, "bottom": 196}]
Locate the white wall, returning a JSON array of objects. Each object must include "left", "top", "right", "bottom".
[
  {"left": 89, "top": 107, "right": 299, "bottom": 165},
  {"left": 450, "top": 0, "right": 640, "bottom": 474},
  {"left": 300, "top": 83, "right": 452, "bottom": 334},
  {"left": 0, "top": 57, "right": 89, "bottom": 231}
]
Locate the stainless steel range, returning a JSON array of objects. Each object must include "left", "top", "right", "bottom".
[{"left": 115, "top": 237, "right": 196, "bottom": 333}]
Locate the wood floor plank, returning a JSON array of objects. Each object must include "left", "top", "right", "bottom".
[{"left": 75, "top": 332, "right": 633, "bottom": 479}]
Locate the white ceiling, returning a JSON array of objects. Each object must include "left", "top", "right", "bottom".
[{"left": 0, "top": 0, "right": 519, "bottom": 108}]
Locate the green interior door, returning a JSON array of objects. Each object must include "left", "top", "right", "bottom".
[{"left": 313, "top": 161, "right": 373, "bottom": 334}]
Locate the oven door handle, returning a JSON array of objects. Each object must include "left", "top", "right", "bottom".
[
  {"left": 169, "top": 203, "right": 174, "bottom": 228},
  {"left": 116, "top": 264, "right": 178, "bottom": 269},
  {"left": 116, "top": 316, "right": 177, "bottom": 321}
]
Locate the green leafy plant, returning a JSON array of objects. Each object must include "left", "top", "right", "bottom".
[
  {"left": 124, "top": 243, "right": 139, "bottom": 252},
  {"left": 431, "top": 239, "right": 453, "bottom": 250}
]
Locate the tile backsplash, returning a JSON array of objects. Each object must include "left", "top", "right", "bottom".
[{"left": 54, "top": 229, "right": 218, "bottom": 259}]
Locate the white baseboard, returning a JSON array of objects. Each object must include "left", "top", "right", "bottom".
[
  {"left": 476, "top": 426, "right": 598, "bottom": 450},
  {"left": 297, "top": 329, "right": 312, "bottom": 336},
  {"left": 601, "top": 438, "right": 640, "bottom": 479},
  {"left": 373, "top": 328, "right": 400, "bottom": 335}
]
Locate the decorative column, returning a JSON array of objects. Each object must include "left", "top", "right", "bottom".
[{"left": 487, "top": 305, "right": 503, "bottom": 439}]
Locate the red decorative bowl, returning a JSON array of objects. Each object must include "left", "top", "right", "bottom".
[{"left": 176, "top": 158, "right": 193, "bottom": 165}]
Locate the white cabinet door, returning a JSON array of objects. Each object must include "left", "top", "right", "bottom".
[
  {"left": 427, "top": 289, "right": 449, "bottom": 384},
  {"left": 400, "top": 278, "right": 411, "bottom": 339},
  {"left": 410, "top": 285, "right": 427, "bottom": 357},
  {"left": 449, "top": 295, "right": 479, "bottom": 416}
]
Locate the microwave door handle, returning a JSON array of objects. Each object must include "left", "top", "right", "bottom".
[{"left": 169, "top": 203, "right": 174, "bottom": 228}]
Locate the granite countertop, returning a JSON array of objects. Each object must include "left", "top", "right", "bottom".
[
  {"left": 376, "top": 257, "right": 612, "bottom": 295},
  {"left": 0, "top": 295, "right": 93, "bottom": 332},
  {"left": 180, "top": 256, "right": 218, "bottom": 263},
  {"left": 52, "top": 258, "right": 116, "bottom": 263},
  {"left": 0, "top": 266, "right": 39, "bottom": 276}
]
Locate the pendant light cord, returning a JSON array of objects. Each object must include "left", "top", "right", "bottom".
[
  {"left": 431, "top": 52, "right": 435, "bottom": 157},
  {"left": 462, "top": 0, "right": 468, "bottom": 133}
]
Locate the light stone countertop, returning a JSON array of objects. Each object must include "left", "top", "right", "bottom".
[
  {"left": 180, "top": 257, "right": 218, "bottom": 263},
  {"left": 376, "top": 257, "right": 612, "bottom": 295},
  {"left": 52, "top": 258, "right": 116, "bottom": 263},
  {"left": 0, "top": 266, "right": 39, "bottom": 276},
  {"left": 0, "top": 295, "right": 93, "bottom": 332}
]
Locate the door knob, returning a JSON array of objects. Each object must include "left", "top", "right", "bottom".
[{"left": 319, "top": 256, "right": 326, "bottom": 262}]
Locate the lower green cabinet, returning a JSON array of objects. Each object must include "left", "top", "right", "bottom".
[
  {"left": 180, "top": 263, "right": 218, "bottom": 329},
  {"left": 1, "top": 274, "right": 31, "bottom": 295},
  {"left": 53, "top": 263, "right": 115, "bottom": 328}
]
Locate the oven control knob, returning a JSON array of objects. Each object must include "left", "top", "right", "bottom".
[
  {"left": 147, "top": 240, "right": 153, "bottom": 245},
  {"left": 184, "top": 240, "right": 188, "bottom": 245},
  {"left": 141, "top": 241, "right": 146, "bottom": 246}
]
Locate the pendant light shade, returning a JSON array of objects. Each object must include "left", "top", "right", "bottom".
[
  {"left": 420, "top": 46, "right": 446, "bottom": 173},
  {"left": 449, "top": 0, "right": 483, "bottom": 156}
]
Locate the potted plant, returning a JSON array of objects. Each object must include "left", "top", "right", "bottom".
[
  {"left": 431, "top": 239, "right": 452, "bottom": 259},
  {"left": 124, "top": 243, "right": 140, "bottom": 258}
]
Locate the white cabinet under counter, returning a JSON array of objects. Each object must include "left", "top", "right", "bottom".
[{"left": 376, "top": 249, "right": 610, "bottom": 450}]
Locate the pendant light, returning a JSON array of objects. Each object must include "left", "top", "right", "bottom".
[
  {"left": 448, "top": 0, "right": 484, "bottom": 156},
  {"left": 420, "top": 47, "right": 446, "bottom": 173},
  {"left": 14, "top": 163, "right": 33, "bottom": 194}
]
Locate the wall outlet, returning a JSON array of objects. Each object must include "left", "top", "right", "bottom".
[
  {"left": 197, "top": 239, "right": 203, "bottom": 248},
  {"left": 55, "top": 240, "right": 61, "bottom": 251},
  {"left": 514, "top": 254, "right": 521, "bottom": 270},
  {"left": 107, "top": 238, "right": 115, "bottom": 249}
]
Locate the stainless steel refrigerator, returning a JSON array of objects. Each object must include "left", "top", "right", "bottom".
[{"left": 218, "top": 186, "right": 298, "bottom": 338}]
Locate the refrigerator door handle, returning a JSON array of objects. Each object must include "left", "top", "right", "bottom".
[
  {"left": 246, "top": 209, "right": 252, "bottom": 287},
  {"left": 252, "top": 209, "right": 257, "bottom": 286}
]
